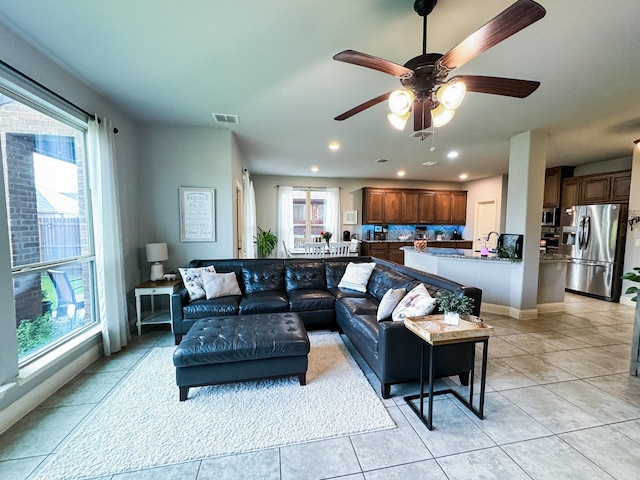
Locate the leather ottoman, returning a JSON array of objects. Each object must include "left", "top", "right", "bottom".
[{"left": 172, "top": 312, "right": 310, "bottom": 401}]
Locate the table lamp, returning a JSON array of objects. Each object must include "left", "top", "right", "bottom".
[{"left": 146, "top": 242, "right": 168, "bottom": 281}]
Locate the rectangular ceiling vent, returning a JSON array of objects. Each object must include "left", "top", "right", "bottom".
[{"left": 212, "top": 113, "right": 239, "bottom": 124}]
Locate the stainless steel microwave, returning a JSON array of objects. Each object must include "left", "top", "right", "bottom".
[{"left": 542, "top": 207, "right": 560, "bottom": 226}]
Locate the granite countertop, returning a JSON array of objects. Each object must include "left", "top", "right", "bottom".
[
  {"left": 362, "top": 239, "right": 471, "bottom": 243},
  {"left": 401, "top": 246, "right": 520, "bottom": 262},
  {"left": 539, "top": 253, "right": 570, "bottom": 263}
]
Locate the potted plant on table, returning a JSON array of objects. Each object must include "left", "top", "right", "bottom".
[
  {"left": 436, "top": 291, "right": 475, "bottom": 325},
  {"left": 320, "top": 230, "right": 333, "bottom": 249},
  {"left": 254, "top": 227, "right": 278, "bottom": 258}
]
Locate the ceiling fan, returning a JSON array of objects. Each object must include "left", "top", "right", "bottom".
[{"left": 333, "top": 0, "right": 546, "bottom": 132}]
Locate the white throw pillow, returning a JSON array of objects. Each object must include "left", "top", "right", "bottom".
[
  {"left": 202, "top": 271, "right": 242, "bottom": 299},
  {"left": 178, "top": 265, "right": 217, "bottom": 301},
  {"left": 338, "top": 262, "right": 376, "bottom": 292},
  {"left": 377, "top": 288, "right": 407, "bottom": 321},
  {"left": 391, "top": 284, "right": 437, "bottom": 322}
]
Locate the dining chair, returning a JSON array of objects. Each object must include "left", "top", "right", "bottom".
[
  {"left": 329, "top": 242, "right": 351, "bottom": 256},
  {"left": 282, "top": 240, "right": 293, "bottom": 258},
  {"left": 303, "top": 242, "right": 325, "bottom": 257}
]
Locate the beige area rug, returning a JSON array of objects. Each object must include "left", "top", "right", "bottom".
[{"left": 34, "top": 333, "right": 395, "bottom": 479}]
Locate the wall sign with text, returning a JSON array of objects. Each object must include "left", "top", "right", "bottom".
[{"left": 179, "top": 187, "right": 216, "bottom": 242}]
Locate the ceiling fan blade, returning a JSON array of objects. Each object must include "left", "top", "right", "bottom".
[
  {"left": 334, "top": 91, "right": 392, "bottom": 121},
  {"left": 413, "top": 99, "right": 432, "bottom": 131},
  {"left": 436, "top": 0, "right": 546, "bottom": 74},
  {"left": 451, "top": 75, "right": 540, "bottom": 98},
  {"left": 333, "top": 50, "right": 414, "bottom": 79}
]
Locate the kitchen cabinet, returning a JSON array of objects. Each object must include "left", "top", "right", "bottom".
[
  {"left": 427, "top": 241, "right": 473, "bottom": 249},
  {"left": 544, "top": 166, "right": 574, "bottom": 208},
  {"left": 362, "top": 188, "right": 467, "bottom": 225},
  {"left": 561, "top": 170, "right": 631, "bottom": 207},
  {"left": 388, "top": 242, "right": 412, "bottom": 264},
  {"left": 361, "top": 242, "right": 389, "bottom": 260}
]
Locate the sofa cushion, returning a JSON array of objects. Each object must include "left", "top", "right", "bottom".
[
  {"left": 202, "top": 271, "right": 242, "bottom": 299},
  {"left": 239, "top": 291, "right": 289, "bottom": 314},
  {"left": 182, "top": 296, "right": 240, "bottom": 319},
  {"left": 242, "top": 262, "right": 285, "bottom": 293},
  {"left": 284, "top": 261, "right": 325, "bottom": 291},
  {"left": 338, "top": 262, "right": 376, "bottom": 292},
  {"left": 368, "top": 267, "right": 415, "bottom": 301},
  {"left": 392, "top": 284, "right": 437, "bottom": 322},
  {"left": 287, "top": 289, "right": 335, "bottom": 312},
  {"left": 178, "top": 265, "right": 217, "bottom": 301},
  {"left": 325, "top": 260, "right": 351, "bottom": 289},
  {"left": 377, "top": 288, "right": 406, "bottom": 321}
]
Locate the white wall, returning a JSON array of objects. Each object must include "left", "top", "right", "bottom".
[{"left": 137, "top": 125, "right": 240, "bottom": 272}]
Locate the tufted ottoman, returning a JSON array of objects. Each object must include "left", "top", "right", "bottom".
[{"left": 172, "top": 312, "right": 310, "bottom": 401}]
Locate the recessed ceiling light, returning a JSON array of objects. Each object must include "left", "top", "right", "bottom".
[
  {"left": 397, "top": 170, "right": 406, "bottom": 177},
  {"left": 459, "top": 173, "right": 468, "bottom": 180},
  {"left": 422, "top": 161, "right": 439, "bottom": 166},
  {"left": 328, "top": 142, "right": 340, "bottom": 151},
  {"left": 447, "top": 150, "right": 459, "bottom": 159},
  {"left": 311, "top": 166, "right": 319, "bottom": 172}
]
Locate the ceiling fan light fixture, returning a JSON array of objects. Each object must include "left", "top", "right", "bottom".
[
  {"left": 431, "top": 103, "right": 455, "bottom": 127},
  {"left": 436, "top": 81, "right": 466, "bottom": 110},
  {"left": 387, "top": 111, "right": 410, "bottom": 130},
  {"left": 388, "top": 89, "right": 415, "bottom": 116}
]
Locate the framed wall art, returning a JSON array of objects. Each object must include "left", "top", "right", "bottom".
[
  {"left": 343, "top": 210, "right": 358, "bottom": 225},
  {"left": 179, "top": 187, "right": 216, "bottom": 242}
]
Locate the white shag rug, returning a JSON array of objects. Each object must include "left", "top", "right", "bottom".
[{"left": 35, "top": 333, "right": 395, "bottom": 479}]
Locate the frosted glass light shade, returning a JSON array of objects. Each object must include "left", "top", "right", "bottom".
[
  {"left": 436, "top": 81, "right": 466, "bottom": 110},
  {"left": 431, "top": 104, "right": 455, "bottom": 127},
  {"left": 387, "top": 111, "right": 410, "bottom": 130},
  {"left": 388, "top": 90, "right": 415, "bottom": 116}
]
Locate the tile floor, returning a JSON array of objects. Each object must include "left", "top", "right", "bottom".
[{"left": 1, "top": 293, "right": 640, "bottom": 479}]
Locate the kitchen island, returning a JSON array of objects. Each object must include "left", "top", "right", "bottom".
[{"left": 402, "top": 247, "right": 568, "bottom": 317}]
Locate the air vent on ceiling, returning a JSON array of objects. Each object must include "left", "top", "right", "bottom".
[
  {"left": 212, "top": 113, "right": 239, "bottom": 124},
  {"left": 422, "top": 161, "right": 439, "bottom": 166},
  {"left": 375, "top": 158, "right": 390, "bottom": 163}
]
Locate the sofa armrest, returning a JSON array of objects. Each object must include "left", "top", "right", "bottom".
[{"left": 171, "top": 289, "right": 189, "bottom": 326}]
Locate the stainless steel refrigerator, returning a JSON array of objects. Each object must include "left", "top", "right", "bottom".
[{"left": 559, "top": 203, "right": 626, "bottom": 301}]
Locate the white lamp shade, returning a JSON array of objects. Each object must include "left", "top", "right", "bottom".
[
  {"left": 387, "top": 111, "right": 410, "bottom": 130},
  {"left": 431, "top": 104, "right": 456, "bottom": 127},
  {"left": 436, "top": 81, "right": 466, "bottom": 110},
  {"left": 146, "top": 242, "right": 168, "bottom": 263},
  {"left": 388, "top": 90, "right": 415, "bottom": 116}
]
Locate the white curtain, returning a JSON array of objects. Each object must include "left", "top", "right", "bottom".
[
  {"left": 277, "top": 186, "right": 294, "bottom": 257},
  {"left": 88, "top": 118, "right": 129, "bottom": 356},
  {"left": 242, "top": 170, "right": 257, "bottom": 258},
  {"left": 325, "top": 187, "right": 341, "bottom": 239}
]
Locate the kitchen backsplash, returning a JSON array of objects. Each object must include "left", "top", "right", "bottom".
[{"left": 360, "top": 224, "right": 466, "bottom": 240}]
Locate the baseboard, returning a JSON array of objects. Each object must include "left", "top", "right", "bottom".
[
  {"left": 536, "top": 302, "right": 566, "bottom": 314},
  {"left": 481, "top": 303, "right": 539, "bottom": 320},
  {"left": 0, "top": 344, "right": 101, "bottom": 435}
]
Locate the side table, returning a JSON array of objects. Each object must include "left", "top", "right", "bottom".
[
  {"left": 403, "top": 314, "right": 493, "bottom": 430},
  {"left": 134, "top": 279, "right": 181, "bottom": 335}
]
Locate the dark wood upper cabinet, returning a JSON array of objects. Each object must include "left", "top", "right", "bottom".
[
  {"left": 417, "top": 191, "right": 435, "bottom": 223},
  {"left": 433, "top": 192, "right": 451, "bottom": 224},
  {"left": 611, "top": 171, "right": 632, "bottom": 203},
  {"left": 401, "top": 191, "right": 420, "bottom": 224},
  {"left": 362, "top": 188, "right": 385, "bottom": 224},
  {"left": 561, "top": 170, "right": 630, "bottom": 207},
  {"left": 580, "top": 176, "right": 611, "bottom": 204},
  {"left": 450, "top": 191, "right": 467, "bottom": 225},
  {"left": 544, "top": 166, "right": 574, "bottom": 208},
  {"left": 561, "top": 177, "right": 581, "bottom": 208}
]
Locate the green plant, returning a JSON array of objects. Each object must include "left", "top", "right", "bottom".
[
  {"left": 436, "top": 291, "right": 475, "bottom": 315},
  {"left": 17, "top": 312, "right": 53, "bottom": 356},
  {"left": 496, "top": 245, "right": 518, "bottom": 262},
  {"left": 434, "top": 229, "right": 444, "bottom": 236},
  {"left": 254, "top": 227, "right": 278, "bottom": 258},
  {"left": 621, "top": 267, "right": 640, "bottom": 301}
]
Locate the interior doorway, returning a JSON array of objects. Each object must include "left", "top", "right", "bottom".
[
  {"left": 235, "top": 181, "right": 244, "bottom": 258},
  {"left": 474, "top": 200, "right": 497, "bottom": 251}
]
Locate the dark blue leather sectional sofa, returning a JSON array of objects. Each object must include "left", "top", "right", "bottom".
[{"left": 171, "top": 256, "right": 482, "bottom": 398}]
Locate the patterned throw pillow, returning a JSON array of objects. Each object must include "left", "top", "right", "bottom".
[
  {"left": 202, "top": 271, "right": 242, "bottom": 299},
  {"left": 376, "top": 288, "right": 407, "bottom": 321},
  {"left": 338, "top": 262, "right": 376, "bottom": 293},
  {"left": 391, "top": 284, "right": 437, "bottom": 322},
  {"left": 178, "top": 265, "right": 217, "bottom": 301}
]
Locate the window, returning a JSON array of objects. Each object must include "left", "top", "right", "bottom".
[
  {"left": 292, "top": 189, "right": 328, "bottom": 239},
  {"left": 0, "top": 92, "right": 96, "bottom": 364}
]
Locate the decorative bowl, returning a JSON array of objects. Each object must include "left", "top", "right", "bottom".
[{"left": 398, "top": 234, "right": 410, "bottom": 241}]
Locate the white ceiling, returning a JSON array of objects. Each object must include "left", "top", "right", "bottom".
[{"left": 1, "top": 0, "right": 639, "bottom": 182}]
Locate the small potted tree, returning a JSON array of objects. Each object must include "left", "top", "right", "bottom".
[
  {"left": 254, "top": 228, "right": 278, "bottom": 258},
  {"left": 436, "top": 291, "right": 475, "bottom": 325}
]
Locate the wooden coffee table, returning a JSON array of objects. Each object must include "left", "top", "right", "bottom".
[{"left": 403, "top": 315, "right": 493, "bottom": 430}]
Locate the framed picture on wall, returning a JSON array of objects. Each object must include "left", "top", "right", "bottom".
[
  {"left": 343, "top": 210, "right": 358, "bottom": 225},
  {"left": 179, "top": 187, "right": 216, "bottom": 242}
]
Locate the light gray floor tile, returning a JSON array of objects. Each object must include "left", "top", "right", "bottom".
[
  {"left": 350, "top": 406, "right": 431, "bottom": 471},
  {"left": 499, "top": 355, "right": 577, "bottom": 384},
  {"left": 400, "top": 399, "right": 495, "bottom": 457},
  {"left": 502, "top": 435, "right": 614, "bottom": 479},
  {"left": 0, "top": 404, "right": 94, "bottom": 460},
  {"left": 560, "top": 425, "right": 640, "bottom": 479},
  {"left": 545, "top": 379, "right": 640, "bottom": 423},
  {"left": 113, "top": 460, "right": 200, "bottom": 479},
  {"left": 486, "top": 337, "right": 528, "bottom": 358},
  {"left": 198, "top": 449, "right": 280, "bottom": 480},
  {"left": 500, "top": 334, "right": 564, "bottom": 354},
  {"left": 611, "top": 418, "right": 640, "bottom": 443},
  {"left": 280, "top": 436, "right": 361, "bottom": 480},
  {"left": 437, "top": 446, "right": 530, "bottom": 479},
  {"left": 364, "top": 459, "right": 447, "bottom": 480},
  {"left": 484, "top": 358, "right": 538, "bottom": 391},
  {"left": 0, "top": 456, "right": 46, "bottom": 480},
  {"left": 462, "top": 391, "right": 552, "bottom": 444},
  {"left": 39, "top": 369, "right": 127, "bottom": 408},
  {"left": 570, "top": 347, "right": 630, "bottom": 373},
  {"left": 529, "top": 330, "right": 591, "bottom": 350},
  {"left": 500, "top": 385, "right": 603, "bottom": 433},
  {"left": 536, "top": 350, "right": 613, "bottom": 378},
  {"left": 585, "top": 373, "right": 640, "bottom": 407}
]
